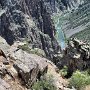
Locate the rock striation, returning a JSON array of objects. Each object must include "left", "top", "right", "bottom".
[
  {"left": 59, "top": 0, "right": 90, "bottom": 40},
  {"left": 0, "top": 0, "right": 60, "bottom": 59}
]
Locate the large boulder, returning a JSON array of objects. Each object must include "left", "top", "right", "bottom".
[
  {"left": 0, "top": 41, "right": 48, "bottom": 89},
  {"left": 9, "top": 46, "right": 48, "bottom": 88},
  {"left": 14, "top": 57, "right": 39, "bottom": 88}
]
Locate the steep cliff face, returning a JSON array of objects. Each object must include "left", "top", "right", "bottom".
[{"left": 0, "top": 0, "right": 60, "bottom": 59}]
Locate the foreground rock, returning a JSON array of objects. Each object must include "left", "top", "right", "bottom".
[
  {"left": 10, "top": 49, "right": 48, "bottom": 88},
  {"left": 0, "top": 40, "right": 73, "bottom": 90},
  {"left": 0, "top": 78, "right": 11, "bottom": 90},
  {"left": 0, "top": 37, "right": 48, "bottom": 89}
]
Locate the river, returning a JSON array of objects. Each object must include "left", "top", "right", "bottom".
[{"left": 55, "top": 19, "right": 66, "bottom": 49}]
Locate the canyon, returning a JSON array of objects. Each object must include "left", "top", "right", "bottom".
[{"left": 0, "top": 0, "right": 90, "bottom": 90}]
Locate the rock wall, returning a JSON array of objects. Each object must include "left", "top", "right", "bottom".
[
  {"left": 0, "top": 0, "right": 60, "bottom": 59},
  {"left": 57, "top": 38, "right": 90, "bottom": 77}
]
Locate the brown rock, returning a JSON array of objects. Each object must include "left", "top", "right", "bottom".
[
  {"left": 10, "top": 49, "right": 48, "bottom": 88},
  {"left": 0, "top": 78, "right": 11, "bottom": 90}
]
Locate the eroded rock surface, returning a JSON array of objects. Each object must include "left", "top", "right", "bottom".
[
  {"left": 0, "top": 37, "right": 71, "bottom": 90},
  {"left": 10, "top": 48, "right": 48, "bottom": 88},
  {"left": 0, "top": 0, "right": 60, "bottom": 59},
  {"left": 57, "top": 38, "right": 90, "bottom": 76}
]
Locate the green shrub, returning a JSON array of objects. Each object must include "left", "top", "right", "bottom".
[
  {"left": 18, "top": 44, "right": 29, "bottom": 52},
  {"left": 60, "top": 66, "right": 68, "bottom": 77},
  {"left": 32, "top": 76, "right": 56, "bottom": 90},
  {"left": 69, "top": 70, "right": 90, "bottom": 90},
  {"left": 87, "top": 69, "right": 90, "bottom": 75},
  {"left": 18, "top": 45, "right": 45, "bottom": 57}
]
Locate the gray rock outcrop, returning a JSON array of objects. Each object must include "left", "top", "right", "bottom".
[
  {"left": 0, "top": 37, "right": 74, "bottom": 90},
  {"left": 0, "top": 0, "right": 60, "bottom": 59},
  {"left": 0, "top": 43, "right": 48, "bottom": 89},
  {"left": 10, "top": 48, "right": 48, "bottom": 88},
  {"left": 57, "top": 38, "right": 90, "bottom": 77}
]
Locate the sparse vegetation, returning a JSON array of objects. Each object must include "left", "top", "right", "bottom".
[
  {"left": 60, "top": 66, "right": 68, "bottom": 77},
  {"left": 18, "top": 44, "right": 45, "bottom": 57},
  {"left": 32, "top": 76, "right": 56, "bottom": 90},
  {"left": 69, "top": 70, "right": 90, "bottom": 90},
  {"left": 18, "top": 44, "right": 29, "bottom": 52}
]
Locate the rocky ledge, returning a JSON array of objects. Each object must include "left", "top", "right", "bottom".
[{"left": 0, "top": 36, "right": 71, "bottom": 90}]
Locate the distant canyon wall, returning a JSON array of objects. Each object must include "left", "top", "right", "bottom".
[{"left": 59, "top": 0, "right": 90, "bottom": 40}]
